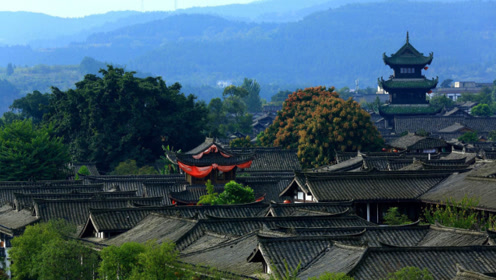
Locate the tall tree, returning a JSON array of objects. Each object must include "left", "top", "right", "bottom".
[
  {"left": 260, "top": 86, "right": 383, "bottom": 168},
  {"left": 45, "top": 66, "right": 208, "bottom": 171},
  {"left": 241, "top": 78, "right": 263, "bottom": 112},
  {"left": 0, "top": 119, "right": 70, "bottom": 181},
  {"left": 9, "top": 90, "right": 50, "bottom": 124},
  {"left": 9, "top": 220, "right": 98, "bottom": 280}
]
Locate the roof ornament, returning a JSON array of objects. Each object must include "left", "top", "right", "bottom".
[{"left": 406, "top": 31, "right": 409, "bottom": 44}]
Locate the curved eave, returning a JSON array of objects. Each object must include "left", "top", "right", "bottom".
[
  {"left": 378, "top": 77, "right": 438, "bottom": 92},
  {"left": 175, "top": 154, "right": 255, "bottom": 167},
  {"left": 383, "top": 52, "right": 433, "bottom": 67}
]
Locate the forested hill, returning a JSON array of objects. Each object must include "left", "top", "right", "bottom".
[{"left": 0, "top": 1, "right": 494, "bottom": 101}]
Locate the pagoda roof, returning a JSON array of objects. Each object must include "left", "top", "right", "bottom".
[
  {"left": 383, "top": 32, "right": 433, "bottom": 66},
  {"left": 379, "top": 77, "right": 438, "bottom": 91},
  {"left": 175, "top": 138, "right": 254, "bottom": 167}
]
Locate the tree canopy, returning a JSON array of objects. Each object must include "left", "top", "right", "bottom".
[
  {"left": 45, "top": 66, "right": 208, "bottom": 172},
  {"left": 198, "top": 180, "right": 255, "bottom": 205},
  {"left": 0, "top": 119, "right": 70, "bottom": 181},
  {"left": 9, "top": 220, "right": 99, "bottom": 280},
  {"left": 259, "top": 86, "right": 383, "bottom": 168}
]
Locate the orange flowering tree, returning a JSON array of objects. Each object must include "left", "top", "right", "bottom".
[{"left": 259, "top": 86, "right": 383, "bottom": 168}]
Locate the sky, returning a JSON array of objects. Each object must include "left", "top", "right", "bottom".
[{"left": 0, "top": 0, "right": 258, "bottom": 18}]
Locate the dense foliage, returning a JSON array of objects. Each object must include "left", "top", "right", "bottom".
[
  {"left": 384, "top": 207, "right": 412, "bottom": 226},
  {"left": 259, "top": 86, "right": 383, "bottom": 168},
  {"left": 111, "top": 159, "right": 158, "bottom": 175},
  {"left": 423, "top": 196, "right": 495, "bottom": 231},
  {"left": 198, "top": 180, "right": 255, "bottom": 205},
  {"left": 45, "top": 66, "right": 207, "bottom": 172},
  {"left": 0, "top": 119, "right": 70, "bottom": 181},
  {"left": 9, "top": 220, "right": 99, "bottom": 280},
  {"left": 75, "top": 165, "right": 90, "bottom": 180},
  {"left": 384, "top": 266, "right": 434, "bottom": 280},
  {"left": 458, "top": 131, "right": 478, "bottom": 143}
]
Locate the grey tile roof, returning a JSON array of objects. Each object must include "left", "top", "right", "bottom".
[
  {"left": 104, "top": 213, "right": 198, "bottom": 246},
  {"left": 349, "top": 246, "right": 496, "bottom": 280},
  {"left": 33, "top": 197, "right": 164, "bottom": 225},
  {"left": 0, "top": 183, "right": 104, "bottom": 206},
  {"left": 243, "top": 148, "right": 301, "bottom": 172},
  {"left": 13, "top": 191, "right": 138, "bottom": 211},
  {"left": 312, "top": 157, "right": 363, "bottom": 173},
  {"left": 452, "top": 265, "right": 496, "bottom": 280},
  {"left": 297, "top": 242, "right": 366, "bottom": 279},
  {"left": 142, "top": 182, "right": 188, "bottom": 203},
  {"left": 266, "top": 202, "right": 352, "bottom": 217},
  {"left": 198, "top": 215, "right": 375, "bottom": 236},
  {"left": 84, "top": 175, "right": 185, "bottom": 196},
  {"left": 0, "top": 204, "right": 39, "bottom": 236},
  {"left": 282, "top": 224, "right": 489, "bottom": 248},
  {"left": 180, "top": 231, "right": 235, "bottom": 254},
  {"left": 180, "top": 233, "right": 262, "bottom": 277},
  {"left": 394, "top": 116, "right": 496, "bottom": 135},
  {"left": 388, "top": 134, "right": 448, "bottom": 150},
  {"left": 81, "top": 203, "right": 271, "bottom": 235},
  {"left": 421, "top": 169, "right": 496, "bottom": 211},
  {"left": 299, "top": 171, "right": 450, "bottom": 202}
]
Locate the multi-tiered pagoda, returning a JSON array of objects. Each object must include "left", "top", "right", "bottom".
[
  {"left": 173, "top": 138, "right": 254, "bottom": 185},
  {"left": 378, "top": 33, "right": 440, "bottom": 124}
]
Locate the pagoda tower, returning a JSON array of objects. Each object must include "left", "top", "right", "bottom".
[
  {"left": 172, "top": 138, "right": 254, "bottom": 185},
  {"left": 378, "top": 32, "right": 440, "bottom": 124}
]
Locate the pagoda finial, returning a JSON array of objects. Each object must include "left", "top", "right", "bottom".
[{"left": 406, "top": 31, "right": 409, "bottom": 44}]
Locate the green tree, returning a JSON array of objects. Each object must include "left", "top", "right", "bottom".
[
  {"left": 384, "top": 266, "right": 434, "bottom": 280},
  {"left": 0, "top": 119, "right": 70, "bottom": 181},
  {"left": 9, "top": 220, "right": 98, "bottom": 280},
  {"left": 424, "top": 196, "right": 483, "bottom": 230},
  {"left": 75, "top": 165, "right": 90, "bottom": 180},
  {"left": 39, "top": 239, "right": 99, "bottom": 280},
  {"left": 128, "top": 241, "right": 186, "bottom": 280},
  {"left": 363, "top": 96, "right": 383, "bottom": 113},
  {"left": 458, "top": 131, "right": 478, "bottom": 143},
  {"left": 259, "top": 86, "right": 383, "bottom": 168},
  {"left": 230, "top": 136, "right": 254, "bottom": 148},
  {"left": 471, "top": 103, "right": 493, "bottom": 116},
  {"left": 98, "top": 242, "right": 146, "bottom": 280},
  {"left": 198, "top": 180, "right": 254, "bottom": 205},
  {"left": 429, "top": 94, "right": 454, "bottom": 108},
  {"left": 217, "top": 180, "right": 255, "bottom": 205},
  {"left": 489, "top": 131, "right": 496, "bottom": 141},
  {"left": 111, "top": 159, "right": 157, "bottom": 175},
  {"left": 198, "top": 180, "right": 220, "bottom": 205},
  {"left": 206, "top": 98, "right": 227, "bottom": 137},
  {"left": 440, "top": 79, "right": 453, "bottom": 88},
  {"left": 384, "top": 207, "right": 412, "bottom": 225},
  {"left": 45, "top": 66, "right": 207, "bottom": 172},
  {"left": 309, "top": 272, "right": 354, "bottom": 280},
  {"left": 241, "top": 78, "right": 263, "bottom": 112},
  {"left": 9, "top": 90, "right": 51, "bottom": 124}
]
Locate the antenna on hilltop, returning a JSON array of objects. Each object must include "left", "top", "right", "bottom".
[
  {"left": 141, "top": 0, "right": 144, "bottom": 12},
  {"left": 355, "top": 79, "right": 360, "bottom": 94},
  {"left": 175, "top": 0, "right": 178, "bottom": 11}
]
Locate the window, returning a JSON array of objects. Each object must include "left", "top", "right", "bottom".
[
  {"left": 400, "top": 68, "right": 415, "bottom": 74},
  {"left": 297, "top": 192, "right": 304, "bottom": 200}
]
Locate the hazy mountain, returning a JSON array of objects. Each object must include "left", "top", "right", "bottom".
[{"left": 0, "top": 0, "right": 494, "bottom": 102}]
